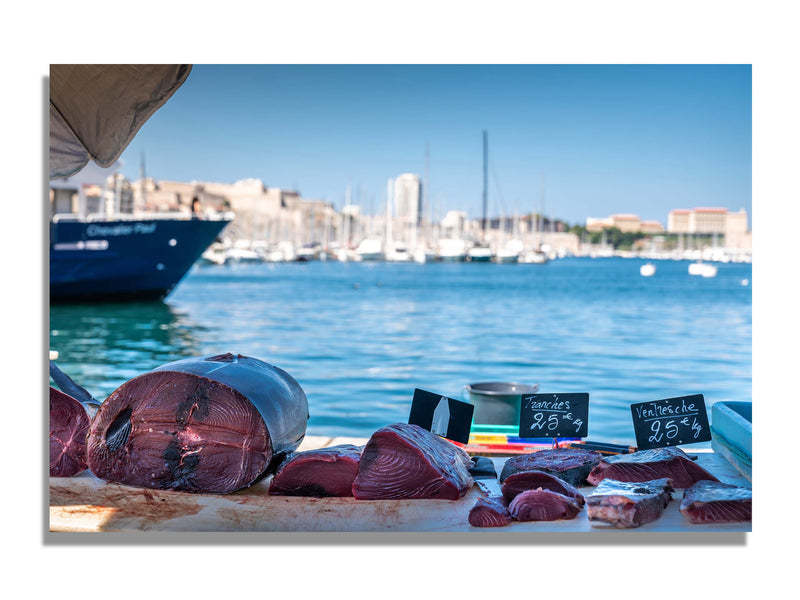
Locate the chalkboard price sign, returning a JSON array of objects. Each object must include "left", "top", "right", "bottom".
[
  {"left": 518, "top": 393, "right": 589, "bottom": 438},
  {"left": 630, "top": 394, "right": 711, "bottom": 449}
]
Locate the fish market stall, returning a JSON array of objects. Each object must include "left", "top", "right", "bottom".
[{"left": 49, "top": 435, "right": 750, "bottom": 533}]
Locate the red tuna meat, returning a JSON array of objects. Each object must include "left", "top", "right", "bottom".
[
  {"left": 501, "top": 470, "right": 585, "bottom": 505},
  {"left": 269, "top": 444, "right": 362, "bottom": 497},
  {"left": 680, "top": 480, "right": 752, "bottom": 524},
  {"left": 587, "top": 478, "right": 674, "bottom": 528},
  {"left": 86, "top": 353, "right": 308, "bottom": 494},
  {"left": 499, "top": 447, "right": 603, "bottom": 487},
  {"left": 352, "top": 423, "right": 473, "bottom": 500},
  {"left": 586, "top": 446, "right": 718, "bottom": 489},
  {"left": 50, "top": 387, "right": 91, "bottom": 477},
  {"left": 508, "top": 489, "right": 583, "bottom": 521},
  {"left": 468, "top": 497, "right": 512, "bottom": 528}
]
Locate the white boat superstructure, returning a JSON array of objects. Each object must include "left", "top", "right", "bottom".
[
  {"left": 689, "top": 261, "right": 718, "bottom": 277},
  {"left": 437, "top": 238, "right": 469, "bottom": 262}
]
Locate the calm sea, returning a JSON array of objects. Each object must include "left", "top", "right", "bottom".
[{"left": 49, "top": 257, "right": 752, "bottom": 446}]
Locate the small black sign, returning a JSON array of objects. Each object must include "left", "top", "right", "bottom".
[
  {"left": 518, "top": 393, "right": 589, "bottom": 438},
  {"left": 630, "top": 394, "right": 711, "bottom": 449},
  {"left": 408, "top": 388, "right": 474, "bottom": 444}
]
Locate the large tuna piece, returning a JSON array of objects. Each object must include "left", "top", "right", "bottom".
[
  {"left": 680, "top": 480, "right": 752, "bottom": 524},
  {"left": 86, "top": 353, "right": 309, "bottom": 494},
  {"left": 468, "top": 497, "right": 512, "bottom": 528},
  {"left": 509, "top": 489, "right": 583, "bottom": 521},
  {"left": 587, "top": 478, "right": 674, "bottom": 528},
  {"left": 49, "top": 387, "right": 91, "bottom": 477},
  {"left": 501, "top": 470, "right": 585, "bottom": 505},
  {"left": 586, "top": 446, "right": 719, "bottom": 489},
  {"left": 269, "top": 444, "right": 362, "bottom": 497},
  {"left": 351, "top": 423, "right": 473, "bottom": 500},
  {"left": 499, "top": 447, "right": 602, "bottom": 487}
]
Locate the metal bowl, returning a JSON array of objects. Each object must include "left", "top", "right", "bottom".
[{"left": 465, "top": 381, "right": 540, "bottom": 426}]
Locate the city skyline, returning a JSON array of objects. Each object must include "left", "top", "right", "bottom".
[{"left": 118, "top": 64, "right": 752, "bottom": 227}]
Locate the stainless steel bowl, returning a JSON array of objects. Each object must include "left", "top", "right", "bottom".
[{"left": 465, "top": 381, "right": 540, "bottom": 426}]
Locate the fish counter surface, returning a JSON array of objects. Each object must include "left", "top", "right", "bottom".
[{"left": 49, "top": 436, "right": 751, "bottom": 533}]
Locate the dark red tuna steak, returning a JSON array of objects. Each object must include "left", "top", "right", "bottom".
[
  {"left": 509, "top": 489, "right": 583, "bottom": 521},
  {"left": 50, "top": 387, "right": 91, "bottom": 477},
  {"left": 501, "top": 470, "right": 585, "bottom": 505},
  {"left": 586, "top": 446, "right": 719, "bottom": 489},
  {"left": 680, "top": 480, "right": 752, "bottom": 524},
  {"left": 469, "top": 496, "right": 512, "bottom": 528},
  {"left": 86, "top": 353, "right": 308, "bottom": 494},
  {"left": 352, "top": 423, "right": 473, "bottom": 500},
  {"left": 499, "top": 447, "right": 602, "bottom": 487},
  {"left": 269, "top": 444, "right": 362, "bottom": 497},
  {"left": 587, "top": 478, "right": 674, "bottom": 528}
]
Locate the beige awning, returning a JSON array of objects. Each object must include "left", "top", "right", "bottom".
[{"left": 49, "top": 64, "right": 192, "bottom": 180}]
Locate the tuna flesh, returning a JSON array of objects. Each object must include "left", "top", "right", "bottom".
[
  {"left": 587, "top": 478, "right": 674, "bottom": 528},
  {"left": 501, "top": 470, "right": 585, "bottom": 505},
  {"left": 351, "top": 423, "right": 473, "bottom": 500},
  {"left": 468, "top": 497, "right": 512, "bottom": 528},
  {"left": 586, "top": 446, "right": 719, "bottom": 489},
  {"left": 499, "top": 447, "right": 603, "bottom": 487},
  {"left": 509, "top": 489, "right": 583, "bottom": 521},
  {"left": 269, "top": 444, "right": 362, "bottom": 497},
  {"left": 49, "top": 387, "right": 91, "bottom": 477},
  {"left": 680, "top": 480, "right": 752, "bottom": 524},
  {"left": 86, "top": 353, "right": 309, "bottom": 494}
]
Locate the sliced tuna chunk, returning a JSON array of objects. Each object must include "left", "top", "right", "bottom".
[
  {"left": 587, "top": 478, "right": 674, "bottom": 528},
  {"left": 508, "top": 489, "right": 583, "bottom": 521},
  {"left": 501, "top": 469, "right": 585, "bottom": 505},
  {"left": 468, "top": 497, "right": 512, "bottom": 528},
  {"left": 680, "top": 480, "right": 752, "bottom": 524},
  {"left": 269, "top": 444, "right": 362, "bottom": 497},
  {"left": 586, "top": 446, "right": 718, "bottom": 489},
  {"left": 50, "top": 387, "right": 91, "bottom": 477},
  {"left": 352, "top": 423, "right": 473, "bottom": 500},
  {"left": 499, "top": 447, "right": 602, "bottom": 487}
]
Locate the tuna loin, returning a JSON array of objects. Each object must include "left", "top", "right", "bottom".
[
  {"left": 499, "top": 447, "right": 603, "bottom": 487},
  {"left": 680, "top": 480, "right": 752, "bottom": 524},
  {"left": 587, "top": 446, "right": 719, "bottom": 489},
  {"left": 352, "top": 423, "right": 473, "bottom": 500},
  {"left": 509, "top": 489, "right": 583, "bottom": 521},
  {"left": 86, "top": 353, "right": 309, "bottom": 494},
  {"left": 49, "top": 387, "right": 91, "bottom": 477},
  {"left": 269, "top": 444, "right": 362, "bottom": 497},
  {"left": 587, "top": 478, "right": 674, "bottom": 528},
  {"left": 469, "top": 497, "right": 512, "bottom": 527},
  {"left": 501, "top": 470, "right": 585, "bottom": 505}
]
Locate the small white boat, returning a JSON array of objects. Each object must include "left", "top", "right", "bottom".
[
  {"left": 640, "top": 262, "right": 656, "bottom": 277},
  {"left": 689, "top": 261, "right": 718, "bottom": 278},
  {"left": 467, "top": 244, "right": 492, "bottom": 262},
  {"left": 356, "top": 238, "right": 385, "bottom": 261}
]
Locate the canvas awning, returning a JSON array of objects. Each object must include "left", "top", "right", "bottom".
[{"left": 49, "top": 64, "right": 192, "bottom": 180}]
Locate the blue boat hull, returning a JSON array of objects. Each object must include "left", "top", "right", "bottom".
[{"left": 50, "top": 217, "right": 230, "bottom": 302}]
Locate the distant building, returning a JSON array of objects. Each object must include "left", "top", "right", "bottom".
[
  {"left": 667, "top": 207, "right": 751, "bottom": 249},
  {"left": 393, "top": 173, "right": 422, "bottom": 225},
  {"left": 585, "top": 213, "right": 665, "bottom": 234}
]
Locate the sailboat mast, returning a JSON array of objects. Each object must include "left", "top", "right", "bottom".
[{"left": 482, "top": 130, "right": 488, "bottom": 242}]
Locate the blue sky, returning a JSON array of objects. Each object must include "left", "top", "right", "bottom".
[{"left": 120, "top": 64, "right": 751, "bottom": 227}]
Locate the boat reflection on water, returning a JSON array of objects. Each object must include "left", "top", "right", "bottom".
[{"left": 49, "top": 301, "right": 205, "bottom": 400}]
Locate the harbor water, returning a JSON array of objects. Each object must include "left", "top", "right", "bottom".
[{"left": 49, "top": 257, "right": 752, "bottom": 446}]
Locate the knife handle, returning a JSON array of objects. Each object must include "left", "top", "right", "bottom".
[{"left": 468, "top": 456, "right": 498, "bottom": 478}]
